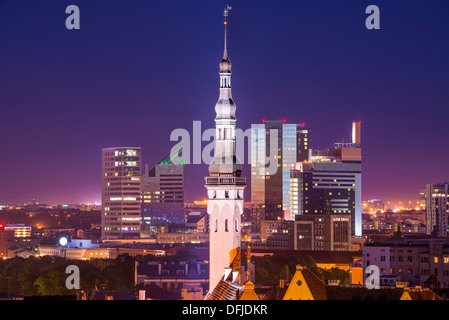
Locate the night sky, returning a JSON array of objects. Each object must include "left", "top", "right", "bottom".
[{"left": 0, "top": 0, "right": 448, "bottom": 207}]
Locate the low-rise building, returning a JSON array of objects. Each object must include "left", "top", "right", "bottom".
[
  {"left": 156, "top": 232, "right": 208, "bottom": 244},
  {"left": 136, "top": 260, "right": 209, "bottom": 300},
  {"left": 38, "top": 239, "right": 166, "bottom": 260},
  {"left": 4, "top": 224, "right": 32, "bottom": 238},
  {"left": 363, "top": 236, "right": 449, "bottom": 289}
]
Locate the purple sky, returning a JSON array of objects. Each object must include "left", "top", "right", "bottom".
[{"left": 0, "top": 0, "right": 448, "bottom": 206}]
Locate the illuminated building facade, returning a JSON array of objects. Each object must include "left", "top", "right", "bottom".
[
  {"left": 294, "top": 214, "right": 352, "bottom": 251},
  {"left": 141, "top": 147, "right": 184, "bottom": 223},
  {"left": 363, "top": 238, "right": 449, "bottom": 289},
  {"left": 425, "top": 182, "right": 449, "bottom": 237},
  {"left": 251, "top": 120, "right": 311, "bottom": 231},
  {"left": 260, "top": 220, "right": 294, "bottom": 250},
  {"left": 290, "top": 121, "right": 362, "bottom": 236},
  {"left": 101, "top": 147, "right": 142, "bottom": 240},
  {"left": 290, "top": 161, "right": 361, "bottom": 236},
  {"left": 4, "top": 224, "right": 32, "bottom": 238}
]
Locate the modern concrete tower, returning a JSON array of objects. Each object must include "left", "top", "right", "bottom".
[
  {"left": 141, "top": 146, "right": 184, "bottom": 223},
  {"left": 101, "top": 147, "right": 141, "bottom": 240},
  {"left": 205, "top": 10, "right": 246, "bottom": 292}
]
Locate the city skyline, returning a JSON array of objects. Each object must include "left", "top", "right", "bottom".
[{"left": 1, "top": 1, "right": 449, "bottom": 206}]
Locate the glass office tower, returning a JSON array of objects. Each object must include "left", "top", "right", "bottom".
[{"left": 250, "top": 120, "right": 311, "bottom": 231}]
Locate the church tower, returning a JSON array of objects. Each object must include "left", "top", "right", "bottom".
[{"left": 205, "top": 8, "right": 246, "bottom": 292}]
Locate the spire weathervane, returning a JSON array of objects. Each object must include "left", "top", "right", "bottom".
[{"left": 224, "top": 5, "right": 232, "bottom": 24}]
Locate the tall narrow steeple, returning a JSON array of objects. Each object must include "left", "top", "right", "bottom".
[
  {"left": 205, "top": 7, "right": 246, "bottom": 293},
  {"left": 209, "top": 8, "right": 241, "bottom": 176}
]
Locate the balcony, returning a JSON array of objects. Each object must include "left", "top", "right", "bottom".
[{"left": 205, "top": 176, "right": 246, "bottom": 186}]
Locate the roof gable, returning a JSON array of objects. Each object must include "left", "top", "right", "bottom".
[{"left": 283, "top": 266, "right": 327, "bottom": 300}]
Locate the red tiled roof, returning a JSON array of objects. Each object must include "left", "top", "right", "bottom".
[
  {"left": 409, "top": 288, "right": 442, "bottom": 300},
  {"left": 301, "top": 268, "right": 327, "bottom": 300},
  {"left": 205, "top": 279, "right": 242, "bottom": 300}
]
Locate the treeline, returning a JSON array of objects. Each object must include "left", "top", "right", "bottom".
[
  {"left": 0, "top": 254, "right": 134, "bottom": 297},
  {"left": 0, "top": 251, "right": 203, "bottom": 298},
  {"left": 253, "top": 254, "right": 350, "bottom": 286}
]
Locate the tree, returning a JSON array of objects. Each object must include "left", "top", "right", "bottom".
[
  {"left": 33, "top": 269, "right": 71, "bottom": 295},
  {"left": 254, "top": 266, "right": 271, "bottom": 284},
  {"left": 252, "top": 254, "right": 349, "bottom": 286}
]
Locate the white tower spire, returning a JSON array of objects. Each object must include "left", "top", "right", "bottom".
[
  {"left": 209, "top": 9, "right": 240, "bottom": 176},
  {"left": 205, "top": 8, "right": 246, "bottom": 293}
]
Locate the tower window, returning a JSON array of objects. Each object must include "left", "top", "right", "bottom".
[{"left": 225, "top": 219, "right": 229, "bottom": 232}]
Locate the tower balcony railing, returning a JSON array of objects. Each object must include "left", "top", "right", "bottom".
[{"left": 205, "top": 176, "right": 246, "bottom": 186}]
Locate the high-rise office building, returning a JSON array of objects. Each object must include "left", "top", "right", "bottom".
[
  {"left": 425, "top": 182, "right": 449, "bottom": 237},
  {"left": 290, "top": 161, "right": 361, "bottom": 236},
  {"left": 101, "top": 147, "right": 142, "bottom": 240},
  {"left": 204, "top": 12, "right": 246, "bottom": 292},
  {"left": 290, "top": 121, "right": 362, "bottom": 237},
  {"left": 141, "top": 147, "right": 184, "bottom": 223},
  {"left": 250, "top": 120, "right": 311, "bottom": 231}
]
